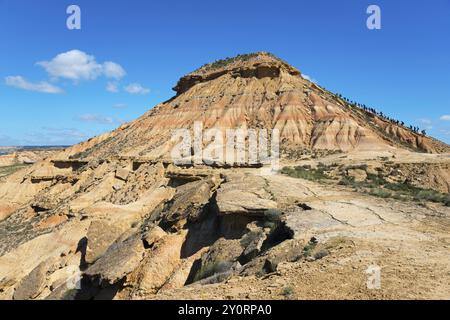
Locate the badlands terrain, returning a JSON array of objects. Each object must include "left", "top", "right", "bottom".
[
  {"left": 0, "top": 147, "right": 62, "bottom": 178},
  {"left": 0, "top": 53, "right": 449, "bottom": 300}
]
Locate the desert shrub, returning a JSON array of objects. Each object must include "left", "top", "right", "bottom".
[
  {"left": 392, "top": 193, "right": 404, "bottom": 200},
  {"left": 365, "top": 173, "right": 387, "bottom": 186},
  {"left": 240, "top": 230, "right": 263, "bottom": 247},
  {"left": 197, "top": 52, "right": 286, "bottom": 73},
  {"left": 369, "top": 188, "right": 391, "bottom": 198},
  {"left": 384, "top": 182, "right": 419, "bottom": 193},
  {"left": 345, "top": 164, "right": 368, "bottom": 171},
  {"left": 338, "top": 175, "right": 356, "bottom": 186},
  {"left": 282, "top": 286, "right": 294, "bottom": 297},
  {"left": 281, "top": 166, "right": 329, "bottom": 182},
  {"left": 413, "top": 190, "right": 447, "bottom": 203},
  {"left": 302, "top": 242, "right": 317, "bottom": 257},
  {"left": 361, "top": 181, "right": 450, "bottom": 206}
]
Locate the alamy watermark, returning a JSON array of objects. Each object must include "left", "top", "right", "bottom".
[
  {"left": 64, "top": 265, "right": 82, "bottom": 290},
  {"left": 170, "top": 122, "right": 280, "bottom": 175},
  {"left": 67, "top": 5, "right": 81, "bottom": 30},
  {"left": 367, "top": 5, "right": 381, "bottom": 30},
  {"left": 65, "top": 5, "right": 380, "bottom": 31}
]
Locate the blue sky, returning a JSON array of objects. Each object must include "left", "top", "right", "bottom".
[{"left": 1, "top": 0, "right": 450, "bottom": 146}]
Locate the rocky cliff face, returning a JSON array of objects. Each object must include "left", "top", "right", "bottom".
[{"left": 0, "top": 53, "right": 449, "bottom": 300}]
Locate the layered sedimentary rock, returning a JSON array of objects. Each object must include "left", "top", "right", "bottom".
[{"left": 41, "top": 52, "right": 448, "bottom": 163}]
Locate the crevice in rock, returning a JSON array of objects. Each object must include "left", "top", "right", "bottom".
[
  {"left": 31, "top": 205, "right": 48, "bottom": 214},
  {"left": 180, "top": 193, "right": 221, "bottom": 258}
]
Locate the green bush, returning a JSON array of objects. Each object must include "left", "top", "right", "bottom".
[
  {"left": 369, "top": 188, "right": 391, "bottom": 198},
  {"left": 303, "top": 242, "right": 317, "bottom": 257},
  {"left": 282, "top": 286, "right": 294, "bottom": 297},
  {"left": 345, "top": 164, "right": 368, "bottom": 171},
  {"left": 0, "top": 164, "right": 30, "bottom": 177},
  {"left": 281, "top": 166, "right": 329, "bottom": 182},
  {"left": 338, "top": 176, "right": 356, "bottom": 186}
]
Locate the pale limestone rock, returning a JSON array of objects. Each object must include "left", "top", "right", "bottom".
[
  {"left": 216, "top": 174, "right": 277, "bottom": 216},
  {"left": 13, "top": 261, "right": 48, "bottom": 300},
  {"left": 161, "top": 180, "right": 214, "bottom": 226},
  {"left": 159, "top": 248, "right": 208, "bottom": 292},
  {"left": 85, "top": 234, "right": 145, "bottom": 285},
  {"left": 115, "top": 167, "right": 129, "bottom": 181},
  {"left": 85, "top": 221, "right": 127, "bottom": 264},
  {"left": 129, "top": 232, "right": 187, "bottom": 295},
  {"left": 0, "top": 220, "right": 89, "bottom": 288},
  {"left": 143, "top": 226, "right": 167, "bottom": 248},
  {"left": 347, "top": 168, "right": 367, "bottom": 182}
]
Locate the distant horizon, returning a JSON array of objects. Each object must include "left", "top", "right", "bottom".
[{"left": 0, "top": 145, "right": 71, "bottom": 149}]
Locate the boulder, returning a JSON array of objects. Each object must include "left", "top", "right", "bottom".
[
  {"left": 115, "top": 168, "right": 130, "bottom": 182},
  {"left": 347, "top": 169, "right": 367, "bottom": 182},
  {"left": 216, "top": 174, "right": 277, "bottom": 216},
  {"left": 129, "top": 232, "right": 187, "bottom": 295},
  {"left": 263, "top": 239, "right": 305, "bottom": 273},
  {"left": 13, "top": 261, "right": 48, "bottom": 300},
  {"left": 239, "top": 228, "right": 267, "bottom": 264},
  {"left": 142, "top": 225, "right": 167, "bottom": 248},
  {"left": 85, "top": 234, "right": 145, "bottom": 285},
  {"left": 159, "top": 248, "right": 208, "bottom": 292},
  {"left": 192, "top": 238, "right": 243, "bottom": 282},
  {"left": 160, "top": 179, "right": 215, "bottom": 227},
  {"left": 85, "top": 220, "right": 128, "bottom": 264},
  {"left": 284, "top": 206, "right": 341, "bottom": 240}
]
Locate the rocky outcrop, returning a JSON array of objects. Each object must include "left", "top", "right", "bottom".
[
  {"left": 173, "top": 53, "right": 300, "bottom": 95},
  {"left": 160, "top": 178, "right": 220, "bottom": 228},
  {"left": 85, "top": 221, "right": 128, "bottom": 264},
  {"left": 85, "top": 234, "right": 145, "bottom": 286},
  {"left": 40, "top": 52, "right": 448, "bottom": 162},
  {"left": 216, "top": 174, "right": 277, "bottom": 216},
  {"left": 13, "top": 261, "right": 49, "bottom": 300}
]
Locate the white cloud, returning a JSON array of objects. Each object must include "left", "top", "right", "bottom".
[
  {"left": 440, "top": 115, "right": 450, "bottom": 121},
  {"left": 302, "top": 74, "right": 318, "bottom": 84},
  {"left": 103, "top": 61, "right": 126, "bottom": 80},
  {"left": 124, "top": 83, "right": 150, "bottom": 95},
  {"left": 106, "top": 82, "right": 119, "bottom": 93},
  {"left": 37, "top": 50, "right": 126, "bottom": 82},
  {"left": 113, "top": 103, "right": 127, "bottom": 108},
  {"left": 38, "top": 50, "right": 102, "bottom": 81},
  {"left": 5, "top": 76, "right": 63, "bottom": 94}
]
